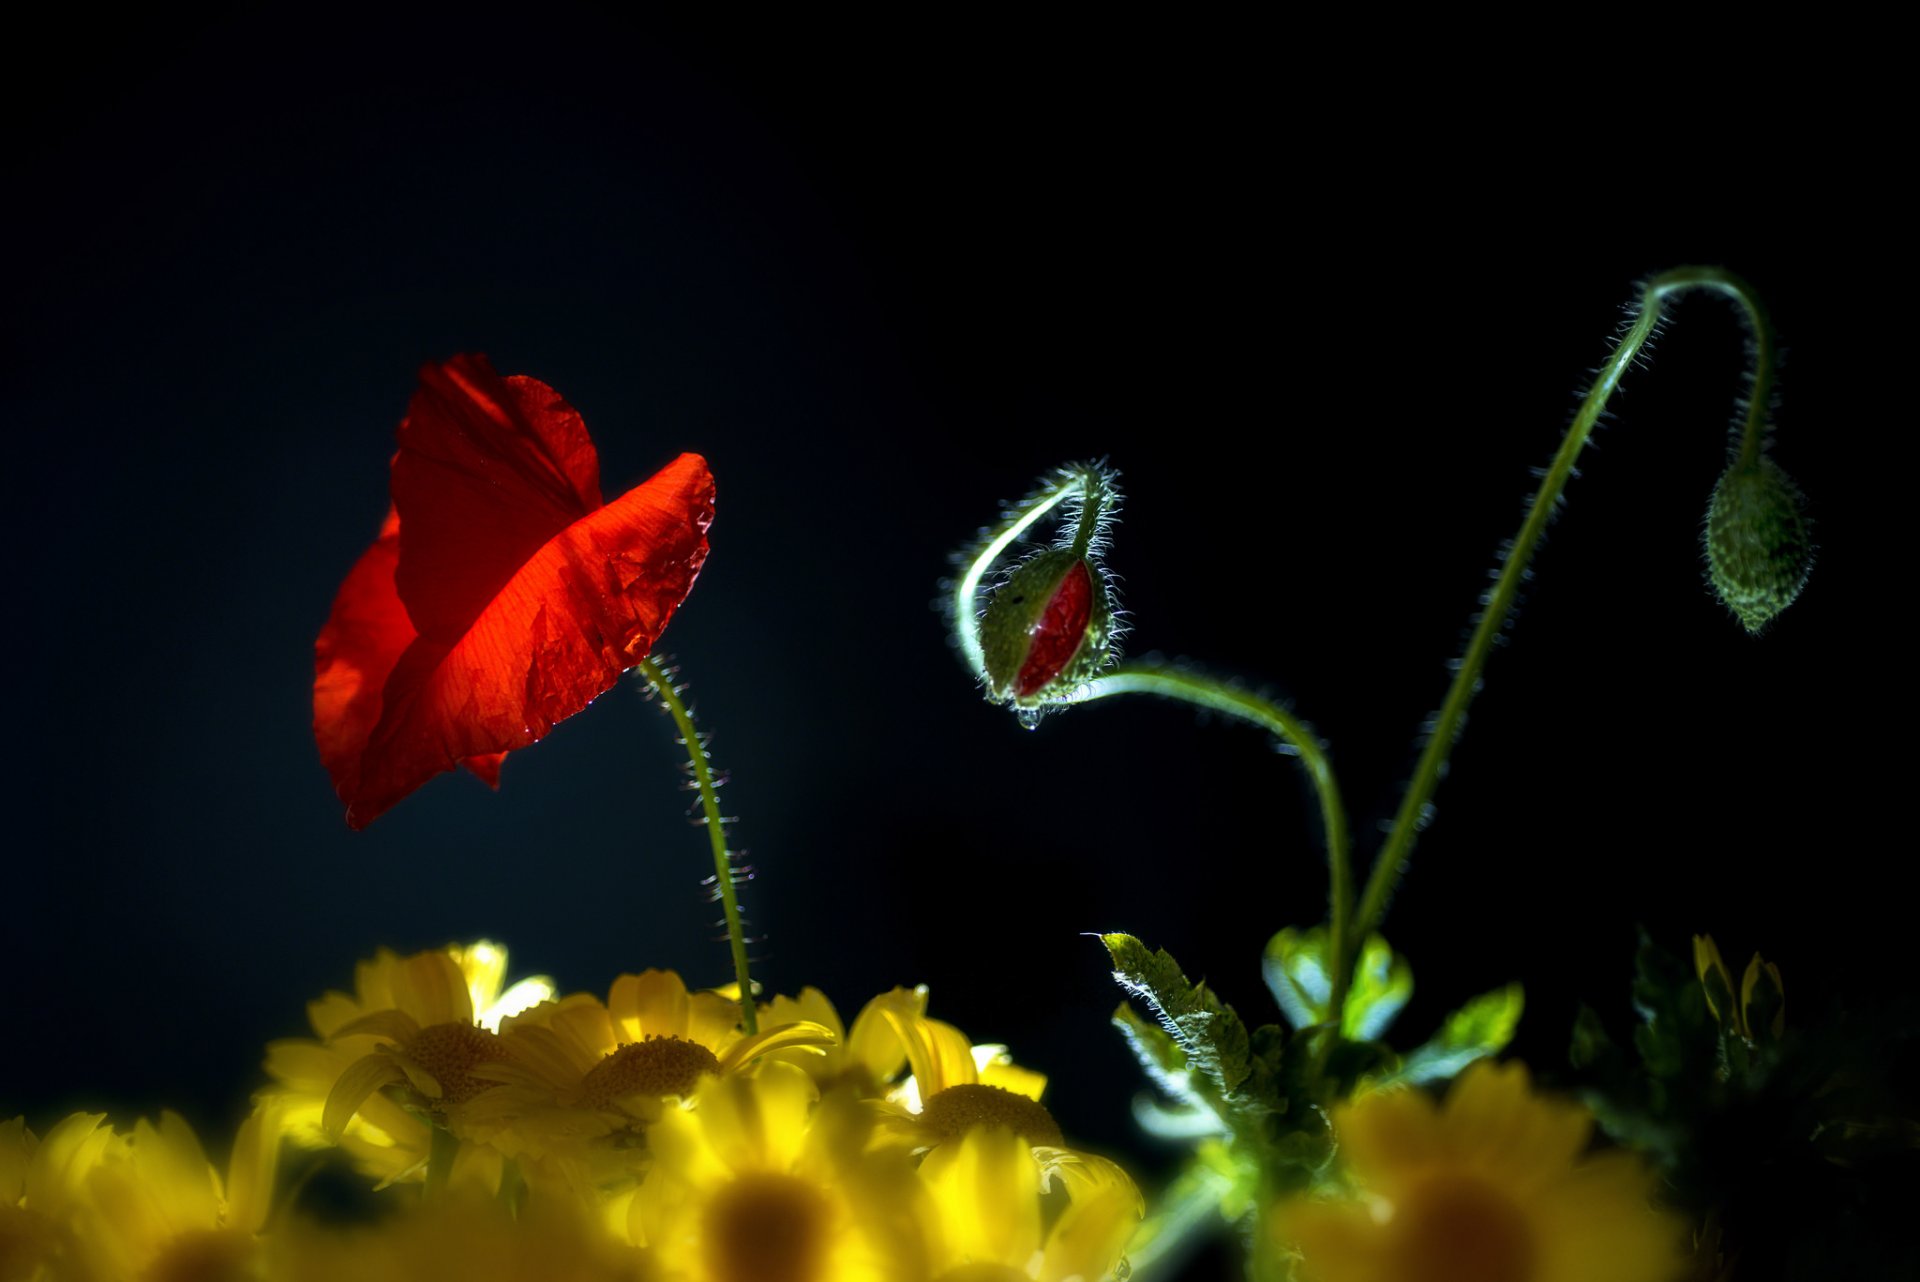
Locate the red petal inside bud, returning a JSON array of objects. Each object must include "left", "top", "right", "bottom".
[{"left": 1015, "top": 559, "right": 1094, "bottom": 699}]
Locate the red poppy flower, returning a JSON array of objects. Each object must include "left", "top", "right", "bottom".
[{"left": 314, "top": 354, "right": 714, "bottom": 829}]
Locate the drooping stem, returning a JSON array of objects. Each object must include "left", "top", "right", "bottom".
[
  {"left": 637, "top": 656, "right": 759, "bottom": 1035},
  {"left": 1060, "top": 662, "right": 1353, "bottom": 990},
  {"left": 1348, "top": 266, "right": 1776, "bottom": 959}
]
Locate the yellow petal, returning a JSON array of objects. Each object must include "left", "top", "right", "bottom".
[
  {"left": 24, "top": 1113, "right": 111, "bottom": 1213},
  {"left": 329, "top": 1008, "right": 423, "bottom": 1045},
  {"left": 609, "top": 970, "right": 691, "bottom": 1042},
  {"left": 717, "top": 1021, "right": 838, "bottom": 1075},
  {"left": 847, "top": 987, "right": 924, "bottom": 1087},
  {"left": 694, "top": 1061, "right": 818, "bottom": 1175},
  {"left": 477, "top": 976, "right": 556, "bottom": 1033},
  {"left": 0, "top": 1116, "right": 35, "bottom": 1202},
  {"left": 226, "top": 1101, "right": 282, "bottom": 1235},
  {"left": 391, "top": 951, "right": 474, "bottom": 1027},
  {"left": 979, "top": 1055, "right": 1048, "bottom": 1103},
  {"left": 449, "top": 940, "right": 509, "bottom": 1013},
  {"left": 922, "top": 1125, "right": 1041, "bottom": 1268},
  {"left": 884, "top": 1009, "right": 978, "bottom": 1101},
  {"left": 686, "top": 990, "right": 745, "bottom": 1053},
  {"left": 323, "top": 1054, "right": 406, "bottom": 1141}
]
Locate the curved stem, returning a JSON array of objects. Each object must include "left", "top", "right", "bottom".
[
  {"left": 1061, "top": 663, "right": 1353, "bottom": 988},
  {"left": 1349, "top": 266, "right": 1776, "bottom": 955},
  {"left": 638, "top": 656, "right": 759, "bottom": 1035}
]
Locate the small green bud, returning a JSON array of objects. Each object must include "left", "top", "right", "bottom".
[
  {"left": 978, "top": 548, "right": 1112, "bottom": 706},
  {"left": 1706, "top": 456, "right": 1812, "bottom": 634}
]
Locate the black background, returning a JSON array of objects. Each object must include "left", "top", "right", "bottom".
[{"left": 3, "top": 13, "right": 1895, "bottom": 1278}]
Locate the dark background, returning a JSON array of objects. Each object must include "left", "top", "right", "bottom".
[{"left": 3, "top": 12, "right": 1894, "bottom": 1277}]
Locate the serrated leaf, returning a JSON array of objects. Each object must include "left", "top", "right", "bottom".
[
  {"left": 1103, "top": 933, "right": 1252, "bottom": 1096},
  {"left": 1394, "top": 984, "right": 1524, "bottom": 1084}
]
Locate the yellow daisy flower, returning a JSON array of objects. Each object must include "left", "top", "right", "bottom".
[
  {"left": 919, "top": 1126, "right": 1142, "bottom": 1282},
  {"left": 458, "top": 970, "right": 834, "bottom": 1162},
  {"left": 629, "top": 1061, "right": 923, "bottom": 1282},
  {"left": 872, "top": 996, "right": 1060, "bottom": 1153},
  {"left": 1284, "top": 1059, "right": 1687, "bottom": 1282},
  {"left": 261, "top": 941, "right": 551, "bottom": 1184}
]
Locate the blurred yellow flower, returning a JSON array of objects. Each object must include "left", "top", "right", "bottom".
[
  {"left": 630, "top": 1062, "right": 920, "bottom": 1282},
  {"left": 270, "top": 1193, "right": 647, "bottom": 1282},
  {"left": 1, "top": 1106, "right": 279, "bottom": 1282},
  {"left": 1284, "top": 1060, "right": 1685, "bottom": 1282}
]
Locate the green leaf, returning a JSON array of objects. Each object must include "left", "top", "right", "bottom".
[
  {"left": 1103, "top": 933, "right": 1253, "bottom": 1096},
  {"left": 1394, "top": 984, "right": 1525, "bottom": 1084},
  {"left": 1262, "top": 927, "right": 1332, "bottom": 1029},
  {"left": 1112, "top": 1002, "right": 1199, "bottom": 1103},
  {"left": 1343, "top": 934, "right": 1414, "bottom": 1040}
]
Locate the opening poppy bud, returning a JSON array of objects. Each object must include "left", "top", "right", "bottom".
[
  {"left": 978, "top": 548, "right": 1112, "bottom": 707},
  {"left": 1705, "top": 456, "right": 1812, "bottom": 634}
]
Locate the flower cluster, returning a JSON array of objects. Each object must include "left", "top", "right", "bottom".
[{"left": 3, "top": 942, "right": 1139, "bottom": 1282}]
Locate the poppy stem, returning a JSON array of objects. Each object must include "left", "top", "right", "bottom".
[
  {"left": 1056, "top": 662, "right": 1353, "bottom": 1004},
  {"left": 1348, "top": 267, "right": 1779, "bottom": 975},
  {"left": 637, "top": 656, "right": 759, "bottom": 1035}
]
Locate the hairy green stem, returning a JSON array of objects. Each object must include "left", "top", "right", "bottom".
[
  {"left": 1349, "top": 266, "right": 1775, "bottom": 959},
  {"left": 638, "top": 656, "right": 759, "bottom": 1035},
  {"left": 1061, "top": 663, "right": 1353, "bottom": 990}
]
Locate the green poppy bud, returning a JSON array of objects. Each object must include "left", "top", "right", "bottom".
[
  {"left": 978, "top": 548, "right": 1112, "bottom": 707},
  {"left": 1705, "top": 456, "right": 1812, "bottom": 634}
]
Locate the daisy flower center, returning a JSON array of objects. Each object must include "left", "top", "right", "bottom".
[
  {"left": 402, "top": 1022, "right": 508, "bottom": 1104},
  {"left": 1390, "top": 1173, "right": 1535, "bottom": 1282},
  {"left": 701, "top": 1171, "right": 832, "bottom": 1282},
  {"left": 919, "top": 1083, "right": 1064, "bottom": 1147},
  {"left": 579, "top": 1035, "right": 721, "bottom": 1108}
]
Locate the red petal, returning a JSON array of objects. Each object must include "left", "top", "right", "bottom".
[
  {"left": 1014, "top": 558, "right": 1093, "bottom": 699},
  {"left": 314, "top": 507, "right": 411, "bottom": 799},
  {"left": 391, "top": 355, "right": 606, "bottom": 643},
  {"left": 315, "top": 508, "right": 516, "bottom": 807},
  {"left": 338, "top": 453, "right": 714, "bottom": 829},
  {"left": 462, "top": 753, "right": 508, "bottom": 789}
]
